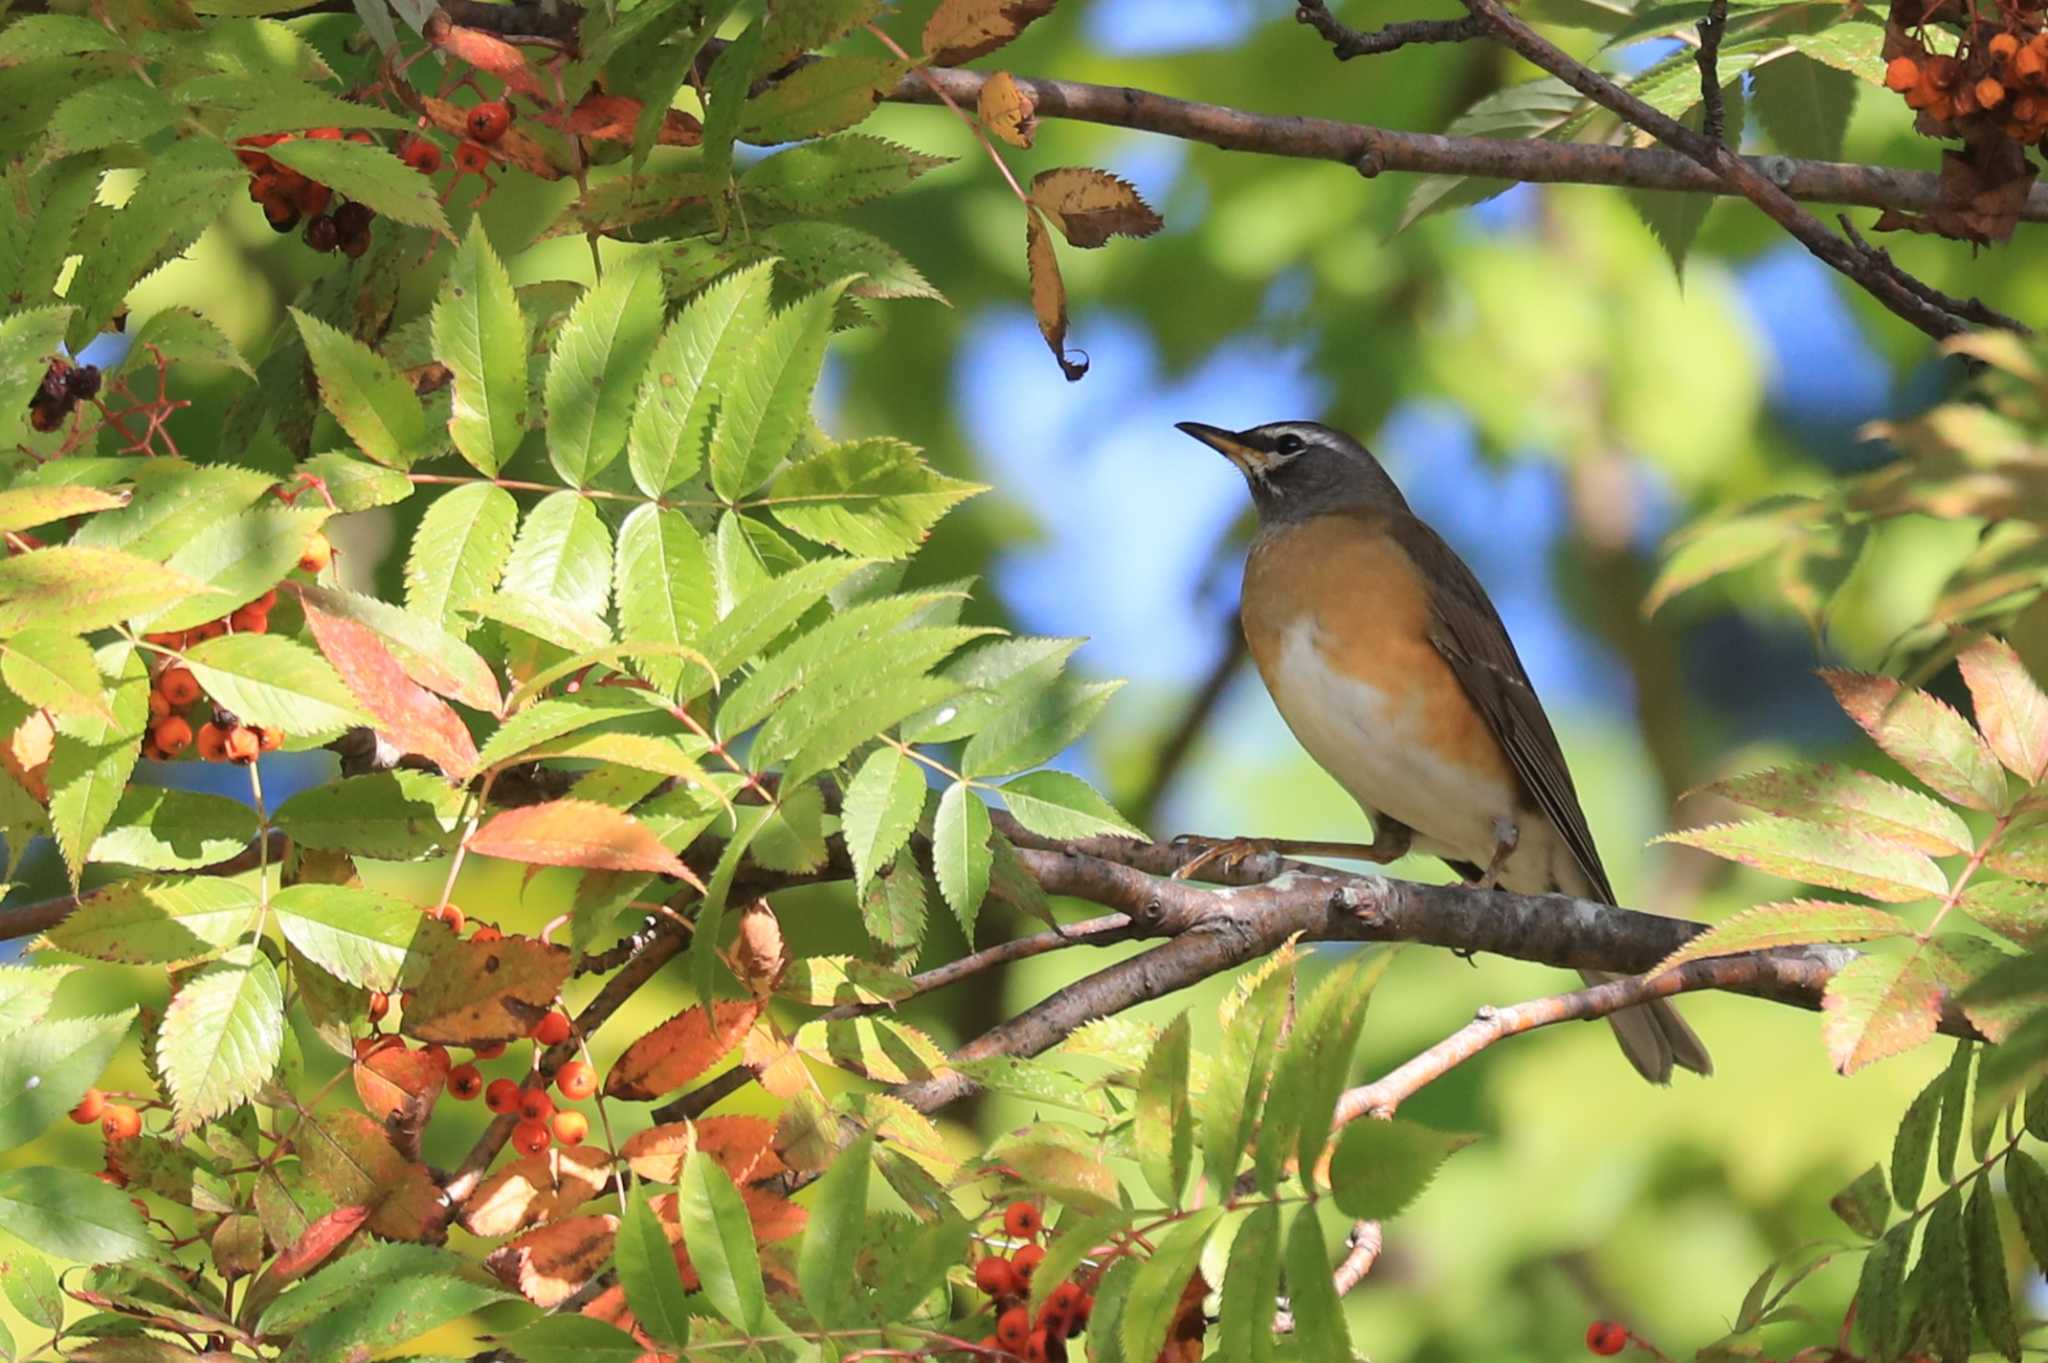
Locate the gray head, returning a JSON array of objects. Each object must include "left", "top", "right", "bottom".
[{"left": 1175, "top": 420, "right": 1410, "bottom": 522}]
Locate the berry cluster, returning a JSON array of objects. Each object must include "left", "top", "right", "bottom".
[
  {"left": 1884, "top": 29, "right": 2048, "bottom": 140},
  {"left": 27, "top": 358, "right": 101, "bottom": 433},
  {"left": 397, "top": 100, "right": 515, "bottom": 193},
  {"left": 136, "top": 534, "right": 329, "bottom": 763},
  {"left": 969, "top": 1202, "right": 1093, "bottom": 1362},
  {"left": 236, "top": 131, "right": 378, "bottom": 257}
]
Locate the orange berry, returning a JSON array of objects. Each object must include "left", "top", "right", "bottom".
[
  {"left": 298, "top": 532, "right": 332, "bottom": 574},
  {"left": 229, "top": 603, "right": 269, "bottom": 633},
  {"left": 517, "top": 1087, "right": 554, "bottom": 1122},
  {"left": 511, "top": 1118, "right": 551, "bottom": 1155},
  {"left": 1586, "top": 1322, "right": 1630, "bottom": 1356},
  {"left": 422, "top": 1043, "right": 451, "bottom": 1073},
  {"left": 196, "top": 722, "right": 228, "bottom": 762},
  {"left": 1004, "top": 1201, "right": 1043, "bottom": 1240},
  {"left": 196, "top": 619, "right": 228, "bottom": 641},
  {"left": 1991, "top": 31, "right": 2020, "bottom": 59},
  {"left": 1929, "top": 55, "right": 1963, "bottom": 89},
  {"left": 448, "top": 1063, "right": 484, "bottom": 1099},
  {"left": 252, "top": 587, "right": 279, "bottom": 612},
  {"left": 484, "top": 1078, "right": 521, "bottom": 1114},
  {"left": 147, "top": 689, "right": 171, "bottom": 720},
  {"left": 974, "top": 1256, "right": 1020, "bottom": 1298},
  {"left": 473, "top": 1040, "right": 507, "bottom": 1061},
  {"left": 1047, "top": 1281, "right": 1083, "bottom": 1314},
  {"left": 70, "top": 1089, "right": 106, "bottom": 1125},
  {"left": 257, "top": 726, "right": 283, "bottom": 752},
  {"left": 427, "top": 902, "right": 465, "bottom": 933},
  {"left": 454, "top": 140, "right": 492, "bottom": 174},
  {"left": 1978, "top": 76, "right": 2008, "bottom": 108},
  {"left": 100, "top": 1103, "right": 141, "bottom": 1142},
  {"left": 1885, "top": 55, "right": 1921, "bottom": 92},
  {"left": 2018, "top": 43, "right": 2046, "bottom": 79},
  {"left": 1024, "top": 1328, "right": 1050, "bottom": 1362},
  {"left": 1012, "top": 1244, "right": 1045, "bottom": 1283},
  {"left": 399, "top": 137, "right": 443, "bottom": 174},
  {"left": 531, "top": 1010, "right": 572, "bottom": 1047},
  {"left": 224, "top": 726, "right": 260, "bottom": 763},
  {"left": 466, "top": 100, "right": 513, "bottom": 143},
  {"left": 367, "top": 991, "right": 390, "bottom": 1023},
  {"left": 550, "top": 1110, "right": 588, "bottom": 1146},
  {"left": 996, "top": 1306, "right": 1031, "bottom": 1352},
  {"left": 472, "top": 923, "right": 503, "bottom": 943},
  {"left": 556, "top": 1060, "right": 597, "bottom": 1100},
  {"left": 96, "top": 1169, "right": 125, "bottom": 1187},
  {"left": 152, "top": 716, "right": 193, "bottom": 757},
  {"left": 158, "top": 668, "right": 201, "bottom": 706}
]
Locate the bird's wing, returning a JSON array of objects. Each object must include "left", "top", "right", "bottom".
[{"left": 1387, "top": 513, "right": 1618, "bottom": 905}]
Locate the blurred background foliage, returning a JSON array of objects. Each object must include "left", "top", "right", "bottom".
[{"left": 7, "top": 0, "right": 2041, "bottom": 1356}]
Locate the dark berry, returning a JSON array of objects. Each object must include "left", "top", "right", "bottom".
[{"left": 303, "top": 214, "right": 340, "bottom": 253}]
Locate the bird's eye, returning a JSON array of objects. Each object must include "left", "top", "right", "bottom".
[{"left": 1274, "top": 433, "right": 1305, "bottom": 456}]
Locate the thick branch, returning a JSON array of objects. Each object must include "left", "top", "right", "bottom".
[{"left": 886, "top": 66, "right": 2048, "bottom": 225}]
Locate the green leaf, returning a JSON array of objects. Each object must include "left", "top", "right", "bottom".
[
  {"left": 500, "top": 490, "right": 613, "bottom": 617},
  {"left": 1283, "top": 1207, "right": 1353, "bottom": 1359},
  {"left": 614, "top": 505, "right": 715, "bottom": 694},
  {"left": 1200, "top": 958, "right": 1290, "bottom": 1197},
  {"left": 697, "top": 20, "right": 762, "bottom": 199},
  {"left": 1329, "top": 1117, "right": 1475, "bottom": 1220},
  {"left": 1786, "top": 17, "right": 1887, "bottom": 83},
  {"left": 255, "top": 1243, "right": 465, "bottom": 1336},
  {"left": 90, "top": 785, "right": 260, "bottom": 871},
  {"left": 841, "top": 745, "right": 927, "bottom": 895},
  {"left": 1290, "top": 950, "right": 1394, "bottom": 1186},
  {"left": 766, "top": 437, "right": 980, "bottom": 558},
  {"left": 0, "top": 1166, "right": 150, "bottom": 1263},
  {"left": 1026, "top": 1209, "right": 1128, "bottom": 1317},
  {"left": 1652, "top": 900, "right": 1912, "bottom": 974},
  {"left": 302, "top": 452, "right": 411, "bottom": 512},
  {"left": 545, "top": 257, "right": 666, "bottom": 487},
  {"left": 157, "top": 944, "right": 284, "bottom": 1129},
  {"left": 1935, "top": 1039, "right": 1973, "bottom": 1182},
  {"left": 1825, "top": 951, "right": 1950, "bottom": 1074},
  {"left": 1751, "top": 52, "right": 1856, "bottom": 161},
  {"left": 1, "top": 629, "right": 109, "bottom": 720},
  {"left": 1830, "top": 1164, "right": 1890, "bottom": 1238},
  {"left": 45, "top": 80, "right": 176, "bottom": 156},
  {"left": 933, "top": 781, "right": 992, "bottom": 938},
  {"left": 626, "top": 261, "right": 775, "bottom": 497},
  {"left": 1892, "top": 1072, "right": 1943, "bottom": 1209},
  {"left": 697, "top": 554, "right": 865, "bottom": 679},
  {"left": 1960, "top": 636, "right": 2048, "bottom": 784},
  {"left": 716, "top": 591, "right": 972, "bottom": 737},
  {"left": 1967, "top": 1177, "right": 2021, "bottom": 1362},
  {"left": 1824, "top": 669, "right": 2010, "bottom": 813},
  {"left": 999, "top": 769, "right": 1142, "bottom": 840},
  {"left": 1955, "top": 880, "right": 2048, "bottom": 949},
  {"left": 497, "top": 1315, "right": 646, "bottom": 1363},
  {"left": 737, "top": 54, "right": 904, "bottom": 143},
  {"left": 290, "top": 308, "right": 431, "bottom": 468},
  {"left": 1857, "top": 1222, "right": 1912, "bottom": 1358},
  {"left": 615, "top": 1187, "right": 692, "bottom": 1352},
  {"left": 1626, "top": 84, "right": 1741, "bottom": 277},
  {"left": 433, "top": 219, "right": 529, "bottom": 476},
  {"left": 1400, "top": 78, "right": 1584, "bottom": 228},
  {"left": 0, "top": 484, "right": 126, "bottom": 536},
  {"left": 678, "top": 1148, "right": 764, "bottom": 1334},
  {"left": 474, "top": 692, "right": 657, "bottom": 770},
  {"left": 280, "top": 1272, "right": 509, "bottom": 1363},
  {"left": 273, "top": 885, "right": 427, "bottom": 992},
  {"left": 741, "top": 134, "right": 949, "bottom": 213},
  {"left": 1119, "top": 1208, "right": 1223, "bottom": 1363},
  {"left": 2008, "top": 1149, "right": 2048, "bottom": 1273},
  {"left": 274, "top": 770, "right": 465, "bottom": 860},
  {"left": 0, "top": 546, "right": 207, "bottom": 637},
  {"left": 757, "top": 221, "right": 943, "bottom": 302},
  {"left": 1217, "top": 1202, "right": 1281, "bottom": 1363},
  {"left": 0, "top": 965, "right": 72, "bottom": 1042},
  {"left": 862, "top": 848, "right": 928, "bottom": 951},
  {"left": 46, "top": 643, "right": 147, "bottom": 884},
  {"left": 1907, "top": 1192, "right": 1969, "bottom": 1363},
  {"left": 47, "top": 877, "right": 256, "bottom": 965},
  {"left": 0, "top": 1252, "right": 62, "bottom": 1328},
  {"left": 70, "top": 460, "right": 276, "bottom": 561},
  {"left": 708, "top": 281, "right": 849, "bottom": 501},
  {"left": 1656, "top": 817, "right": 1948, "bottom": 903},
  {"left": 147, "top": 504, "right": 329, "bottom": 632},
  {"left": 403, "top": 482, "right": 518, "bottom": 628},
  {"left": 797, "top": 1132, "right": 872, "bottom": 1329},
  {"left": 267, "top": 138, "right": 451, "bottom": 234},
  {"left": 0, "top": 1010, "right": 133, "bottom": 1153},
  {"left": 960, "top": 678, "right": 1121, "bottom": 778},
  {"left": 183, "top": 633, "right": 371, "bottom": 737},
  {"left": 1701, "top": 763, "right": 1973, "bottom": 857},
  {"left": 63, "top": 141, "right": 242, "bottom": 349},
  {"left": 1135, "top": 1014, "right": 1194, "bottom": 1207}
]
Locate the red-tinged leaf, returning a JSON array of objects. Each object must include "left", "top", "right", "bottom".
[
  {"left": 1987, "top": 820, "right": 2048, "bottom": 884},
  {"left": 1652, "top": 900, "right": 1913, "bottom": 975},
  {"left": 550, "top": 91, "right": 702, "bottom": 147},
  {"left": 1700, "top": 762, "right": 1973, "bottom": 856},
  {"left": 1959, "top": 637, "right": 2048, "bottom": 783},
  {"left": 295, "top": 1110, "right": 443, "bottom": 1242},
  {"left": 621, "top": 1115, "right": 787, "bottom": 1185},
  {"left": 1956, "top": 880, "right": 2048, "bottom": 949},
  {"left": 1928, "top": 933, "right": 2027, "bottom": 1042},
  {"left": 1823, "top": 668, "right": 2009, "bottom": 811},
  {"left": 303, "top": 598, "right": 479, "bottom": 781},
  {"left": 470, "top": 799, "right": 695, "bottom": 879},
  {"left": 606, "top": 1001, "right": 763, "bottom": 1101},
  {"left": 1656, "top": 817, "right": 1949, "bottom": 903},
  {"left": 1028, "top": 167, "right": 1163, "bottom": 247},
  {"left": 922, "top": 0, "right": 1057, "bottom": 65},
  {"left": 462, "top": 1145, "right": 612, "bottom": 1237},
  {"left": 353, "top": 1041, "right": 448, "bottom": 1129},
  {"left": 650, "top": 1184, "right": 805, "bottom": 1243},
  {"left": 486, "top": 1213, "right": 619, "bottom": 1307},
  {"left": 978, "top": 70, "right": 1035, "bottom": 147},
  {"left": 1823, "top": 951, "right": 1948, "bottom": 1073},
  {"left": 400, "top": 934, "right": 572, "bottom": 1045},
  {"left": 425, "top": 18, "right": 547, "bottom": 97},
  {"left": 291, "top": 582, "right": 502, "bottom": 717},
  {"left": 1025, "top": 209, "right": 1085, "bottom": 381},
  {"left": 259, "top": 1204, "right": 367, "bottom": 1288}
]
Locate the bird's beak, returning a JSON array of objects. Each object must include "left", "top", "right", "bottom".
[{"left": 1175, "top": 421, "right": 1269, "bottom": 476}]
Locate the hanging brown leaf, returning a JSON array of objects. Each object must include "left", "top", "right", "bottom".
[
  {"left": 742, "top": 1022, "right": 811, "bottom": 1097},
  {"left": 606, "top": 1000, "right": 763, "bottom": 1100},
  {"left": 352, "top": 1041, "right": 448, "bottom": 1138},
  {"left": 1873, "top": 136, "right": 2039, "bottom": 244},
  {"left": 651, "top": 1185, "right": 807, "bottom": 1242},
  {"left": 730, "top": 899, "right": 789, "bottom": 996},
  {"left": 978, "top": 70, "right": 1036, "bottom": 147},
  {"left": 422, "top": 12, "right": 547, "bottom": 98},
  {"left": 294, "top": 1110, "right": 444, "bottom": 1242},
  {"left": 620, "top": 1115, "right": 787, "bottom": 1184},
  {"left": 1028, "top": 167, "right": 1163, "bottom": 248},
  {"left": 469, "top": 799, "right": 695, "bottom": 879},
  {"left": 303, "top": 600, "right": 479, "bottom": 781},
  {"left": 923, "top": 0, "right": 1058, "bottom": 66},
  {"left": 1025, "top": 210, "right": 1086, "bottom": 381},
  {"left": 400, "top": 934, "right": 572, "bottom": 1046},
  {"left": 461, "top": 1144, "right": 612, "bottom": 1238},
  {"left": 547, "top": 91, "right": 704, "bottom": 148},
  {"left": 486, "top": 1213, "right": 619, "bottom": 1307}
]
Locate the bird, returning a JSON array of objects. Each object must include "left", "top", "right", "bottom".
[{"left": 1174, "top": 418, "right": 1711, "bottom": 1084}]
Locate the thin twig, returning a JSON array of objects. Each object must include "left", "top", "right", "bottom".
[
  {"left": 1839, "top": 215, "right": 2033, "bottom": 335},
  {"left": 1295, "top": 0, "right": 1484, "bottom": 58},
  {"left": 1695, "top": 0, "right": 1729, "bottom": 145}
]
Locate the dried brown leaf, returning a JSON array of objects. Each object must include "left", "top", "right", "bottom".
[
  {"left": 1028, "top": 166, "right": 1163, "bottom": 247},
  {"left": 418, "top": 95, "right": 565, "bottom": 181},
  {"left": 730, "top": 900, "right": 789, "bottom": 996},
  {"left": 460, "top": 1144, "right": 612, "bottom": 1237},
  {"left": 605, "top": 1000, "right": 763, "bottom": 1101},
  {"left": 1025, "top": 210, "right": 1086, "bottom": 381},
  {"left": 400, "top": 934, "right": 572, "bottom": 1046},
  {"left": 351, "top": 1041, "right": 447, "bottom": 1140},
  {"left": 922, "top": 0, "right": 1058, "bottom": 66},
  {"left": 978, "top": 70, "right": 1036, "bottom": 147},
  {"left": 487, "top": 1213, "right": 619, "bottom": 1307},
  {"left": 620, "top": 1115, "right": 787, "bottom": 1184}
]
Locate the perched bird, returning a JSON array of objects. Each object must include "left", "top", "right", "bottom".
[{"left": 1176, "top": 418, "right": 1710, "bottom": 1083}]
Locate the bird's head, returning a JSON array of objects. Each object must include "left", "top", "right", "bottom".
[{"left": 1175, "top": 419, "right": 1409, "bottom": 520}]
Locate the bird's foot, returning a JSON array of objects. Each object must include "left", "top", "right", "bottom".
[
  {"left": 1464, "top": 818, "right": 1521, "bottom": 892},
  {"left": 1168, "top": 835, "right": 1274, "bottom": 881}
]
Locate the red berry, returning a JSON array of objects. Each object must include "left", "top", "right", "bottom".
[
  {"left": 427, "top": 902, "right": 465, "bottom": 933},
  {"left": 511, "top": 1118, "right": 551, "bottom": 1155},
  {"left": 466, "top": 100, "right": 513, "bottom": 143},
  {"left": 448, "top": 1063, "right": 483, "bottom": 1099},
  {"left": 472, "top": 923, "right": 503, "bottom": 942},
  {"left": 1004, "top": 1201, "right": 1042, "bottom": 1240},
  {"left": 531, "top": 1010, "right": 572, "bottom": 1047},
  {"left": 308, "top": 126, "right": 342, "bottom": 140},
  {"left": 551, "top": 1110, "right": 588, "bottom": 1146},
  {"left": 484, "top": 1078, "right": 521, "bottom": 1114},
  {"left": 299, "top": 531, "right": 332, "bottom": 574},
  {"left": 995, "top": 1306, "right": 1030, "bottom": 1352},
  {"left": 399, "top": 137, "right": 443, "bottom": 174},
  {"left": 556, "top": 1060, "right": 597, "bottom": 1100},
  {"left": 367, "top": 991, "right": 390, "bottom": 1023},
  {"left": 100, "top": 1103, "right": 142, "bottom": 1142},
  {"left": 1586, "top": 1322, "right": 1629, "bottom": 1356},
  {"left": 260, "top": 194, "right": 300, "bottom": 233},
  {"left": 159, "top": 668, "right": 201, "bottom": 706},
  {"left": 152, "top": 716, "right": 193, "bottom": 757},
  {"left": 1047, "top": 1281, "right": 1083, "bottom": 1314},
  {"left": 517, "top": 1087, "right": 554, "bottom": 1122},
  {"left": 974, "top": 1256, "right": 1019, "bottom": 1298},
  {"left": 1012, "top": 1243, "right": 1045, "bottom": 1283},
  {"left": 70, "top": 1089, "right": 107, "bottom": 1125},
  {"left": 1024, "top": 1328, "right": 1051, "bottom": 1362},
  {"left": 473, "top": 1040, "right": 507, "bottom": 1060},
  {"left": 196, "top": 721, "right": 228, "bottom": 762},
  {"left": 224, "top": 726, "right": 260, "bottom": 763},
  {"left": 454, "top": 140, "right": 492, "bottom": 174}
]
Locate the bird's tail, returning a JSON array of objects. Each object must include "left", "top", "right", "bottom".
[{"left": 1579, "top": 970, "right": 1714, "bottom": 1084}]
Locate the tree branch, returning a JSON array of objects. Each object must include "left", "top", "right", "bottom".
[
  {"left": 1294, "top": 0, "right": 1485, "bottom": 58},
  {"left": 1696, "top": 0, "right": 1729, "bottom": 145}
]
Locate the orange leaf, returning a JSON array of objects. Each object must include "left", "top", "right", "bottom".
[
  {"left": 423, "top": 15, "right": 547, "bottom": 98},
  {"left": 470, "top": 799, "right": 695, "bottom": 879},
  {"left": 305, "top": 599, "right": 479, "bottom": 780},
  {"left": 545, "top": 91, "right": 703, "bottom": 147},
  {"left": 293, "top": 582, "right": 502, "bottom": 716},
  {"left": 256, "top": 1204, "right": 367, "bottom": 1290},
  {"left": 1024, "top": 210, "right": 1085, "bottom": 381},
  {"left": 401, "top": 934, "right": 572, "bottom": 1046},
  {"left": 580, "top": 1283, "right": 677, "bottom": 1358},
  {"left": 462, "top": 1145, "right": 612, "bottom": 1237},
  {"left": 977, "top": 70, "right": 1035, "bottom": 147},
  {"left": 487, "top": 1213, "right": 618, "bottom": 1307},
  {"left": 740, "top": 1185, "right": 807, "bottom": 1243},
  {"left": 605, "top": 1000, "right": 762, "bottom": 1101},
  {"left": 922, "top": 0, "right": 1057, "bottom": 66},
  {"left": 742, "top": 1024, "right": 810, "bottom": 1098},
  {"left": 1028, "top": 167, "right": 1163, "bottom": 247},
  {"left": 620, "top": 1115, "right": 787, "bottom": 1184},
  {"left": 353, "top": 1042, "right": 448, "bottom": 1130}
]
